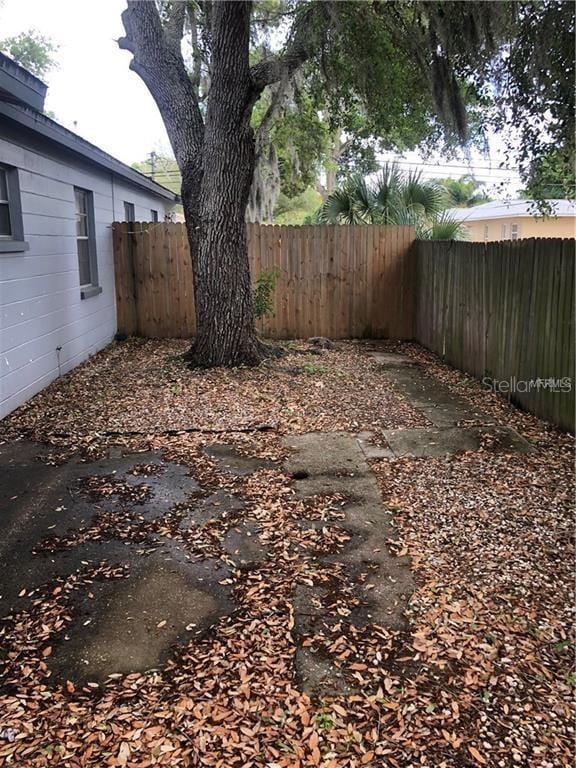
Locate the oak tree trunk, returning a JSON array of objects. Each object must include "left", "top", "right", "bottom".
[
  {"left": 185, "top": 3, "right": 264, "bottom": 366},
  {"left": 120, "top": 0, "right": 308, "bottom": 367}
]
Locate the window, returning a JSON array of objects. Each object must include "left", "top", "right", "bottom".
[
  {"left": 511, "top": 223, "right": 519, "bottom": 240},
  {"left": 150, "top": 209, "right": 158, "bottom": 223},
  {"left": 0, "top": 169, "right": 10, "bottom": 236},
  {"left": 124, "top": 201, "right": 135, "bottom": 222},
  {"left": 0, "top": 164, "right": 28, "bottom": 252},
  {"left": 483, "top": 224, "right": 489, "bottom": 242},
  {"left": 501, "top": 224, "right": 507, "bottom": 240},
  {"left": 74, "top": 187, "right": 101, "bottom": 299}
]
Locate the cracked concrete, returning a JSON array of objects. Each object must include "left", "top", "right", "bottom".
[
  {"left": 383, "top": 425, "right": 534, "bottom": 457},
  {"left": 283, "top": 432, "right": 414, "bottom": 696},
  {"left": 368, "top": 350, "right": 491, "bottom": 427},
  {"left": 223, "top": 521, "right": 267, "bottom": 566},
  {"left": 203, "top": 443, "right": 276, "bottom": 475},
  {"left": 0, "top": 442, "right": 233, "bottom": 683},
  {"left": 178, "top": 489, "right": 246, "bottom": 529},
  {"left": 48, "top": 546, "right": 231, "bottom": 684},
  {"left": 0, "top": 343, "right": 533, "bottom": 694},
  {"left": 363, "top": 350, "right": 533, "bottom": 457}
]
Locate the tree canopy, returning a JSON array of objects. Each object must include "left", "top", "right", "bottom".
[
  {"left": 493, "top": 0, "right": 575, "bottom": 200},
  {"left": 259, "top": 1, "right": 572, "bottom": 216},
  {"left": 0, "top": 29, "right": 58, "bottom": 79}
]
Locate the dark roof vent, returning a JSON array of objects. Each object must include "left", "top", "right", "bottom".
[{"left": 0, "top": 52, "right": 47, "bottom": 112}]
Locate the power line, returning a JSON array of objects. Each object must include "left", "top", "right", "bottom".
[{"left": 149, "top": 164, "right": 522, "bottom": 180}]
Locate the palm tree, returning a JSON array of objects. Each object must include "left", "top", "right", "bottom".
[
  {"left": 434, "top": 175, "right": 490, "bottom": 208},
  {"left": 417, "top": 211, "right": 469, "bottom": 240},
  {"left": 319, "top": 163, "right": 467, "bottom": 240}
]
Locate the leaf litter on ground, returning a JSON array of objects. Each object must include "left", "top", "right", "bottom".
[{"left": 0, "top": 338, "right": 573, "bottom": 767}]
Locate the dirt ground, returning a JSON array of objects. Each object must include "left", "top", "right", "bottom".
[{"left": 0, "top": 339, "right": 573, "bottom": 768}]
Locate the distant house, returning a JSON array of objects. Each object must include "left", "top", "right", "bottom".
[
  {"left": 0, "top": 53, "right": 178, "bottom": 419},
  {"left": 447, "top": 199, "right": 576, "bottom": 242}
]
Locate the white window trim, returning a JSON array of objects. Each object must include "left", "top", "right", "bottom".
[{"left": 74, "top": 187, "right": 102, "bottom": 299}]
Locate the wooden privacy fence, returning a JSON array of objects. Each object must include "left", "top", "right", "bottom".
[
  {"left": 112, "top": 222, "right": 416, "bottom": 340},
  {"left": 112, "top": 223, "right": 574, "bottom": 429},
  {"left": 415, "top": 239, "right": 575, "bottom": 431}
]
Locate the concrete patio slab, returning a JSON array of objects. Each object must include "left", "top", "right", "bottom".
[
  {"left": 366, "top": 350, "right": 493, "bottom": 427},
  {"left": 0, "top": 441, "right": 235, "bottom": 683},
  {"left": 223, "top": 521, "right": 267, "bottom": 565},
  {"left": 203, "top": 443, "right": 277, "bottom": 475},
  {"left": 383, "top": 425, "right": 534, "bottom": 458},
  {"left": 366, "top": 351, "right": 415, "bottom": 366},
  {"left": 48, "top": 546, "right": 231, "bottom": 684},
  {"left": 283, "top": 432, "right": 414, "bottom": 696},
  {"left": 178, "top": 489, "right": 246, "bottom": 529},
  {"left": 356, "top": 431, "right": 395, "bottom": 460}
]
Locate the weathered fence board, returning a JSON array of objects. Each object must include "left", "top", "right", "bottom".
[
  {"left": 415, "top": 239, "right": 575, "bottom": 431},
  {"left": 112, "top": 222, "right": 416, "bottom": 340}
]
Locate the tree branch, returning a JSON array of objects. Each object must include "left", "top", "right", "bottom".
[
  {"left": 118, "top": 1, "right": 204, "bottom": 170},
  {"left": 250, "top": 43, "right": 308, "bottom": 93},
  {"left": 250, "top": 1, "right": 334, "bottom": 94},
  {"left": 254, "top": 70, "right": 298, "bottom": 162}
]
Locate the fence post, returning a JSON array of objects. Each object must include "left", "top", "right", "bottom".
[{"left": 112, "top": 221, "right": 138, "bottom": 335}]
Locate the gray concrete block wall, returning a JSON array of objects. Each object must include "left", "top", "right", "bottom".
[{"left": 0, "top": 135, "right": 174, "bottom": 419}]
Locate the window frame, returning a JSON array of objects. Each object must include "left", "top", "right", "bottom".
[
  {"left": 0, "top": 164, "right": 28, "bottom": 253},
  {"left": 510, "top": 222, "right": 519, "bottom": 240},
  {"left": 124, "top": 201, "right": 135, "bottom": 222},
  {"left": 150, "top": 209, "right": 158, "bottom": 223},
  {"left": 74, "top": 186, "right": 101, "bottom": 300}
]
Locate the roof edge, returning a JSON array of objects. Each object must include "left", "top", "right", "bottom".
[
  {"left": 0, "top": 100, "right": 179, "bottom": 202},
  {"left": 447, "top": 199, "right": 576, "bottom": 222}
]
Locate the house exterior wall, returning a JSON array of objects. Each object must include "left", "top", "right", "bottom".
[
  {"left": 463, "top": 215, "right": 576, "bottom": 242},
  {"left": 0, "top": 131, "right": 174, "bottom": 420}
]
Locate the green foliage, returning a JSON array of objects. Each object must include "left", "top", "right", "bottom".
[
  {"left": 304, "top": 2, "right": 509, "bottom": 166},
  {"left": 0, "top": 29, "right": 58, "bottom": 79},
  {"left": 337, "top": 141, "right": 380, "bottom": 182},
  {"left": 521, "top": 147, "right": 575, "bottom": 201},
  {"left": 249, "top": 74, "right": 329, "bottom": 205},
  {"left": 252, "top": 267, "right": 280, "bottom": 320},
  {"left": 314, "top": 714, "right": 334, "bottom": 731},
  {"left": 131, "top": 154, "right": 181, "bottom": 196},
  {"left": 248, "top": 2, "right": 512, "bottom": 213},
  {"left": 303, "top": 362, "right": 327, "bottom": 375},
  {"left": 417, "top": 211, "right": 469, "bottom": 241},
  {"left": 302, "top": 1, "right": 573, "bottom": 204},
  {"left": 307, "top": 6, "right": 437, "bottom": 149},
  {"left": 319, "top": 163, "right": 444, "bottom": 225},
  {"left": 271, "top": 88, "right": 330, "bottom": 198},
  {"left": 553, "top": 640, "right": 570, "bottom": 652},
  {"left": 493, "top": 0, "right": 575, "bottom": 202},
  {"left": 432, "top": 176, "right": 491, "bottom": 208},
  {"left": 320, "top": 163, "right": 467, "bottom": 240},
  {"left": 274, "top": 187, "right": 322, "bottom": 225}
]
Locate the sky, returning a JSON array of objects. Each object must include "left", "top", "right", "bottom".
[
  {"left": 0, "top": 0, "right": 173, "bottom": 164},
  {"left": 0, "top": 0, "right": 522, "bottom": 196}
]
